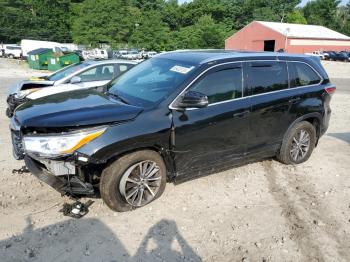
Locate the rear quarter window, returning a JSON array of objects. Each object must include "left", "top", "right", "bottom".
[
  {"left": 289, "top": 62, "right": 321, "bottom": 87},
  {"left": 247, "top": 61, "right": 288, "bottom": 95}
]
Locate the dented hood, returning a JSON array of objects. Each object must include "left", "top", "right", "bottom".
[{"left": 14, "top": 89, "right": 143, "bottom": 128}]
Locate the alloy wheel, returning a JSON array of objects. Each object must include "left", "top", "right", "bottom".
[
  {"left": 290, "top": 129, "right": 311, "bottom": 162},
  {"left": 119, "top": 160, "right": 162, "bottom": 207}
]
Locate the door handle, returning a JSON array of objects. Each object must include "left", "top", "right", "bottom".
[
  {"left": 289, "top": 97, "right": 301, "bottom": 103},
  {"left": 233, "top": 110, "right": 250, "bottom": 118}
]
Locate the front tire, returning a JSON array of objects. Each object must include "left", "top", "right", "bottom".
[
  {"left": 278, "top": 121, "right": 316, "bottom": 165},
  {"left": 100, "top": 150, "right": 166, "bottom": 212}
]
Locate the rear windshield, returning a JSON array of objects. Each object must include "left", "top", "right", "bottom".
[
  {"left": 47, "top": 62, "right": 90, "bottom": 81},
  {"left": 109, "top": 58, "right": 196, "bottom": 107}
]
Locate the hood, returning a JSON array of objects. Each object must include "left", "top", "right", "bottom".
[
  {"left": 15, "top": 89, "right": 143, "bottom": 128},
  {"left": 8, "top": 79, "right": 54, "bottom": 95},
  {"left": 26, "top": 83, "right": 83, "bottom": 100}
]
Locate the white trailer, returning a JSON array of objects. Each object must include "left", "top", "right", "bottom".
[{"left": 21, "top": 39, "right": 77, "bottom": 58}]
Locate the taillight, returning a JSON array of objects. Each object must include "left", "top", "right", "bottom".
[{"left": 325, "top": 86, "right": 336, "bottom": 95}]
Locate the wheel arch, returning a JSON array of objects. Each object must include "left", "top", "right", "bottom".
[
  {"left": 284, "top": 113, "right": 322, "bottom": 146},
  {"left": 102, "top": 146, "right": 176, "bottom": 181}
]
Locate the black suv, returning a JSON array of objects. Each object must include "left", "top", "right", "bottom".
[{"left": 10, "top": 51, "right": 335, "bottom": 212}]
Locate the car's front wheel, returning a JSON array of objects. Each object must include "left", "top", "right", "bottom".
[
  {"left": 278, "top": 121, "right": 316, "bottom": 165},
  {"left": 100, "top": 150, "right": 167, "bottom": 212}
]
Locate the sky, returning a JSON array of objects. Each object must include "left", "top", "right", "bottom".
[{"left": 178, "top": 0, "right": 349, "bottom": 6}]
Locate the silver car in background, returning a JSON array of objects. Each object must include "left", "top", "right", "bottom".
[{"left": 6, "top": 60, "right": 137, "bottom": 117}]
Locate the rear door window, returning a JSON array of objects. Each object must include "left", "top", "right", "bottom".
[
  {"left": 190, "top": 65, "right": 243, "bottom": 104},
  {"left": 289, "top": 62, "right": 321, "bottom": 87},
  {"left": 78, "top": 64, "right": 114, "bottom": 82},
  {"left": 114, "top": 63, "right": 134, "bottom": 77},
  {"left": 247, "top": 61, "right": 288, "bottom": 95}
]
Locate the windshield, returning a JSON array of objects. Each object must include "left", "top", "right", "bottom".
[
  {"left": 47, "top": 62, "right": 90, "bottom": 81},
  {"left": 109, "top": 58, "right": 196, "bottom": 107}
]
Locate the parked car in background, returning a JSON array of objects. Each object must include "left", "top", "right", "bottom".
[
  {"left": 10, "top": 51, "right": 335, "bottom": 212},
  {"left": 323, "top": 51, "right": 337, "bottom": 61},
  {"left": 125, "top": 50, "right": 139, "bottom": 60},
  {"left": 334, "top": 52, "right": 350, "bottom": 62},
  {"left": 6, "top": 60, "right": 137, "bottom": 117},
  {"left": 82, "top": 49, "right": 109, "bottom": 60},
  {"left": 4, "top": 45, "right": 22, "bottom": 59},
  {"left": 118, "top": 50, "right": 128, "bottom": 59},
  {"left": 305, "top": 51, "right": 325, "bottom": 60},
  {"left": 144, "top": 51, "right": 157, "bottom": 59},
  {"left": 339, "top": 50, "right": 350, "bottom": 57}
]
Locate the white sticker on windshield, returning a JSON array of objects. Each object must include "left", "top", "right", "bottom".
[{"left": 170, "top": 65, "right": 194, "bottom": 74}]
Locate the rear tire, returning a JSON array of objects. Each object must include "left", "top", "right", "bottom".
[
  {"left": 277, "top": 121, "right": 316, "bottom": 165},
  {"left": 100, "top": 150, "right": 166, "bottom": 212}
]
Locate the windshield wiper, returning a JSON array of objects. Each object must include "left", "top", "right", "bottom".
[{"left": 106, "top": 91, "right": 129, "bottom": 105}]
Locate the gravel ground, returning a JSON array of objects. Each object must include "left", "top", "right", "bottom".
[{"left": 0, "top": 58, "right": 349, "bottom": 262}]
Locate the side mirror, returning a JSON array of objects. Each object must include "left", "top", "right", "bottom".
[
  {"left": 70, "top": 76, "right": 82, "bottom": 84},
  {"left": 177, "top": 91, "right": 208, "bottom": 109}
]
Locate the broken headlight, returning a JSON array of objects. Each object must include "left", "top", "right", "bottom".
[{"left": 23, "top": 127, "right": 107, "bottom": 158}]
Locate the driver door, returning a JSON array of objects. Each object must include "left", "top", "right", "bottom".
[{"left": 171, "top": 63, "right": 251, "bottom": 178}]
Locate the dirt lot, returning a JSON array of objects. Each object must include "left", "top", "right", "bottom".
[{"left": 0, "top": 58, "right": 349, "bottom": 262}]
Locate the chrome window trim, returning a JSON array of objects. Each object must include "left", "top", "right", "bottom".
[{"left": 168, "top": 60, "right": 323, "bottom": 111}]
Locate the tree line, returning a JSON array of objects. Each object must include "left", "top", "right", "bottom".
[{"left": 0, "top": 0, "right": 349, "bottom": 51}]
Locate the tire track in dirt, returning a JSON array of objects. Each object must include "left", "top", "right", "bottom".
[
  {"left": 263, "top": 160, "right": 350, "bottom": 262},
  {"left": 262, "top": 161, "right": 325, "bottom": 262}
]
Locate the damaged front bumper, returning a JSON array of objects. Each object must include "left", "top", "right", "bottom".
[
  {"left": 10, "top": 118, "right": 101, "bottom": 196},
  {"left": 6, "top": 94, "right": 28, "bottom": 118},
  {"left": 24, "top": 156, "right": 95, "bottom": 196}
]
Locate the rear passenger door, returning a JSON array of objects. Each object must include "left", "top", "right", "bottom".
[{"left": 245, "top": 61, "right": 294, "bottom": 155}]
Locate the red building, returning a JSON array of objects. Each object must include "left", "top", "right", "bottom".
[{"left": 225, "top": 21, "right": 350, "bottom": 53}]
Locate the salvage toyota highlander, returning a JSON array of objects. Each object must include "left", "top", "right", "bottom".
[{"left": 10, "top": 51, "right": 335, "bottom": 212}]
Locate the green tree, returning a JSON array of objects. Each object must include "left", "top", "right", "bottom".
[
  {"left": 303, "top": 0, "right": 341, "bottom": 29},
  {"left": 286, "top": 10, "right": 307, "bottom": 24},
  {"left": 243, "top": 0, "right": 301, "bottom": 23},
  {"left": 71, "top": 0, "right": 139, "bottom": 47},
  {"left": 130, "top": 11, "right": 169, "bottom": 51},
  {"left": 337, "top": 3, "right": 350, "bottom": 36},
  {"left": 169, "top": 15, "right": 229, "bottom": 50},
  {"left": 0, "top": 0, "right": 72, "bottom": 43}
]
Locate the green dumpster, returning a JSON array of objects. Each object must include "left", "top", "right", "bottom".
[
  {"left": 48, "top": 52, "right": 80, "bottom": 71},
  {"left": 27, "top": 48, "right": 53, "bottom": 70}
]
